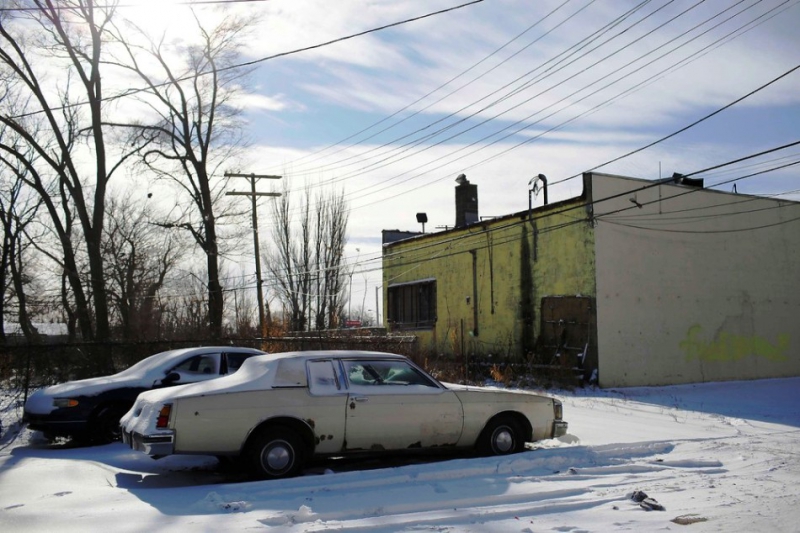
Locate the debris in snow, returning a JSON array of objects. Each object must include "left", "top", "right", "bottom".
[
  {"left": 672, "top": 514, "right": 709, "bottom": 525},
  {"left": 630, "top": 490, "right": 665, "bottom": 511},
  {"left": 293, "top": 505, "right": 317, "bottom": 523},
  {"left": 195, "top": 491, "right": 251, "bottom": 513},
  {"left": 640, "top": 497, "right": 665, "bottom": 511}
]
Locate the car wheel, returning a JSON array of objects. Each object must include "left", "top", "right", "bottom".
[
  {"left": 247, "top": 426, "right": 306, "bottom": 479},
  {"left": 478, "top": 416, "right": 525, "bottom": 456},
  {"left": 89, "top": 404, "right": 129, "bottom": 444}
]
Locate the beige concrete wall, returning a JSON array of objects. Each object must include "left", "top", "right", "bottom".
[{"left": 591, "top": 173, "right": 800, "bottom": 387}]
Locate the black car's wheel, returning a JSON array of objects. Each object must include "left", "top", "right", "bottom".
[
  {"left": 247, "top": 426, "right": 306, "bottom": 479},
  {"left": 478, "top": 415, "right": 525, "bottom": 456},
  {"left": 89, "top": 404, "right": 130, "bottom": 444}
]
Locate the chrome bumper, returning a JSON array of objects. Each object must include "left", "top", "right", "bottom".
[
  {"left": 552, "top": 420, "right": 569, "bottom": 438},
  {"left": 122, "top": 429, "right": 175, "bottom": 458}
]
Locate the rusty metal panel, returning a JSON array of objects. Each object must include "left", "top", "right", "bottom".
[{"left": 537, "top": 296, "right": 598, "bottom": 380}]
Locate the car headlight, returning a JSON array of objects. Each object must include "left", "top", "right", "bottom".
[
  {"left": 553, "top": 399, "right": 563, "bottom": 420},
  {"left": 53, "top": 398, "right": 79, "bottom": 408}
]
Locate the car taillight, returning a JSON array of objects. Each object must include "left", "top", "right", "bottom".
[
  {"left": 156, "top": 404, "right": 172, "bottom": 428},
  {"left": 553, "top": 399, "right": 563, "bottom": 420}
]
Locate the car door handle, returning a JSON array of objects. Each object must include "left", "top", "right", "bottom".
[{"left": 349, "top": 396, "right": 368, "bottom": 410}]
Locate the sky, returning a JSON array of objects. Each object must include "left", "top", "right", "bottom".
[
  {"left": 2, "top": 376, "right": 799, "bottom": 531},
  {"left": 106, "top": 0, "right": 800, "bottom": 318}
]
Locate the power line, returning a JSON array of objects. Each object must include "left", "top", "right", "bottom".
[
  {"left": 378, "top": 143, "right": 800, "bottom": 268},
  {"left": 684, "top": 141, "right": 800, "bottom": 177},
  {"left": 277, "top": 0, "right": 791, "bottom": 216},
  {"left": 0, "top": 0, "right": 273, "bottom": 13},
  {"left": 92, "top": 157, "right": 800, "bottom": 303},
  {"left": 271, "top": 0, "right": 588, "bottom": 175},
  {"left": 551, "top": 62, "right": 800, "bottom": 187},
  {"left": 230, "top": 0, "right": 485, "bottom": 70},
  {"left": 252, "top": 142, "right": 800, "bottom": 284},
  {"left": 279, "top": 0, "right": 657, "bottom": 182},
  {"left": 595, "top": 160, "right": 800, "bottom": 231},
  {"left": 4, "top": 0, "right": 485, "bottom": 119}
]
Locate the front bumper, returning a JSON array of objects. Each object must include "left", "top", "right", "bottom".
[
  {"left": 552, "top": 420, "right": 569, "bottom": 438},
  {"left": 122, "top": 429, "right": 175, "bottom": 457},
  {"left": 24, "top": 412, "right": 89, "bottom": 437}
]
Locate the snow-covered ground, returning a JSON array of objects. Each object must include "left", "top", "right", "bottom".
[{"left": 1, "top": 377, "right": 798, "bottom": 532}]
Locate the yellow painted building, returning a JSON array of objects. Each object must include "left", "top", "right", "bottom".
[
  {"left": 382, "top": 174, "right": 599, "bottom": 380},
  {"left": 382, "top": 172, "right": 800, "bottom": 387}
]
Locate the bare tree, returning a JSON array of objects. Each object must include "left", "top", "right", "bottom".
[
  {"left": 227, "top": 276, "right": 257, "bottom": 338},
  {"left": 267, "top": 187, "right": 309, "bottom": 332},
  {"left": 266, "top": 184, "right": 349, "bottom": 332},
  {"left": 0, "top": 146, "right": 43, "bottom": 344},
  {"left": 314, "top": 189, "right": 348, "bottom": 329},
  {"left": 102, "top": 193, "right": 184, "bottom": 341},
  {"left": 159, "top": 269, "right": 209, "bottom": 339},
  {"left": 0, "top": 1, "right": 139, "bottom": 342},
  {"left": 105, "top": 11, "right": 253, "bottom": 340}
]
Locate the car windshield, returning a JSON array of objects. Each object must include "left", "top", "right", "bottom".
[{"left": 111, "top": 349, "right": 189, "bottom": 380}]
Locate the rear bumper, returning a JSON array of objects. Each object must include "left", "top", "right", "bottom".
[
  {"left": 552, "top": 420, "right": 569, "bottom": 438},
  {"left": 122, "top": 429, "right": 175, "bottom": 457}
]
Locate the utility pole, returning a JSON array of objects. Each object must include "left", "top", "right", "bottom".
[
  {"left": 375, "top": 285, "right": 380, "bottom": 326},
  {"left": 225, "top": 172, "right": 282, "bottom": 339}
]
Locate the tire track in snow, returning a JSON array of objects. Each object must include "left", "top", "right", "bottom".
[
  {"left": 191, "top": 441, "right": 712, "bottom": 531},
  {"left": 257, "top": 489, "right": 618, "bottom": 531}
]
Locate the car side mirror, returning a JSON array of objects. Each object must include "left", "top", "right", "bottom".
[{"left": 162, "top": 371, "right": 181, "bottom": 385}]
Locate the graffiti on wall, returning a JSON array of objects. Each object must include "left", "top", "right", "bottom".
[{"left": 680, "top": 325, "right": 790, "bottom": 363}]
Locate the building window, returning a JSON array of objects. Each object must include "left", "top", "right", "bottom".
[{"left": 387, "top": 279, "right": 436, "bottom": 329}]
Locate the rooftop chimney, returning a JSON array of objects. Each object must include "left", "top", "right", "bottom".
[{"left": 454, "top": 173, "right": 478, "bottom": 228}]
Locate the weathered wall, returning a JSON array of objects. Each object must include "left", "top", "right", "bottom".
[
  {"left": 592, "top": 172, "right": 800, "bottom": 387},
  {"left": 382, "top": 190, "right": 596, "bottom": 362}
]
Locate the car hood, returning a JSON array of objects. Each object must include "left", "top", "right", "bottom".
[
  {"left": 24, "top": 375, "right": 151, "bottom": 415},
  {"left": 443, "top": 382, "right": 554, "bottom": 399},
  {"left": 441, "top": 382, "right": 514, "bottom": 393}
]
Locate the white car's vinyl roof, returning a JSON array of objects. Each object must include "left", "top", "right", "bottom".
[{"left": 137, "top": 350, "right": 411, "bottom": 402}]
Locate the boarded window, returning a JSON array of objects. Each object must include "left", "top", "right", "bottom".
[{"left": 387, "top": 280, "right": 436, "bottom": 329}]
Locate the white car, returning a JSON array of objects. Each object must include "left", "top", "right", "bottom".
[
  {"left": 121, "top": 350, "right": 568, "bottom": 478},
  {"left": 24, "top": 346, "right": 265, "bottom": 443}
]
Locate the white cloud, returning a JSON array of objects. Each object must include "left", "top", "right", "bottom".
[
  {"left": 233, "top": 91, "right": 299, "bottom": 112},
  {"left": 254, "top": 0, "right": 800, "bottom": 132}
]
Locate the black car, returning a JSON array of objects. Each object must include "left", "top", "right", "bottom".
[{"left": 23, "top": 346, "right": 265, "bottom": 443}]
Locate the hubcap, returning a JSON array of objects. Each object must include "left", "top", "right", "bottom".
[
  {"left": 263, "top": 440, "right": 293, "bottom": 472},
  {"left": 493, "top": 427, "right": 514, "bottom": 453}
]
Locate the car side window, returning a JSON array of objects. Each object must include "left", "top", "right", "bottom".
[
  {"left": 171, "top": 354, "right": 220, "bottom": 376},
  {"left": 307, "top": 360, "right": 341, "bottom": 395},
  {"left": 225, "top": 353, "right": 251, "bottom": 373},
  {"left": 343, "top": 360, "right": 439, "bottom": 390}
]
